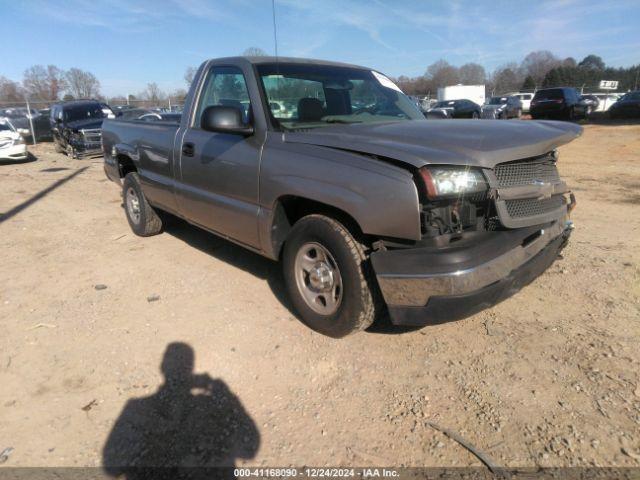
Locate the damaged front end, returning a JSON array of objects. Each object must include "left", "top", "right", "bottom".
[{"left": 371, "top": 150, "right": 575, "bottom": 326}]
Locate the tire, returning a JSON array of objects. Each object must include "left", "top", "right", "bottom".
[
  {"left": 122, "top": 172, "right": 163, "bottom": 237},
  {"left": 282, "top": 214, "right": 378, "bottom": 338},
  {"left": 54, "top": 139, "right": 64, "bottom": 153},
  {"left": 567, "top": 107, "right": 575, "bottom": 121},
  {"left": 66, "top": 144, "right": 77, "bottom": 159},
  {"left": 471, "top": 111, "right": 479, "bottom": 119}
]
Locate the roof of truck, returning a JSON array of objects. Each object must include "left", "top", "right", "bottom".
[{"left": 210, "top": 56, "right": 370, "bottom": 70}]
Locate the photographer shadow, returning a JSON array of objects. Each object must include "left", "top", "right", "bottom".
[{"left": 103, "top": 342, "right": 260, "bottom": 479}]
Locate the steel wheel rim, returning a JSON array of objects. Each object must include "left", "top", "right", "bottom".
[
  {"left": 126, "top": 187, "right": 141, "bottom": 224},
  {"left": 294, "top": 242, "right": 343, "bottom": 315}
]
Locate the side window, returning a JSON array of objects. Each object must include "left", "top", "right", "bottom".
[{"left": 195, "top": 66, "right": 250, "bottom": 126}]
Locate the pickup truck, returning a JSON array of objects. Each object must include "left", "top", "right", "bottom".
[{"left": 102, "top": 56, "right": 579, "bottom": 338}]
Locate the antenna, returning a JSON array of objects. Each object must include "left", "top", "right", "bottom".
[{"left": 271, "top": 0, "right": 279, "bottom": 59}]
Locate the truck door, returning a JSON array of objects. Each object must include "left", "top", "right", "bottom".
[{"left": 176, "top": 66, "right": 261, "bottom": 249}]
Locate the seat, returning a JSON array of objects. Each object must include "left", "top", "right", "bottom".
[{"left": 297, "top": 98, "right": 324, "bottom": 122}]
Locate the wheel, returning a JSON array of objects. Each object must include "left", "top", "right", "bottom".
[
  {"left": 567, "top": 107, "right": 575, "bottom": 121},
  {"left": 282, "top": 214, "right": 378, "bottom": 338},
  {"left": 471, "top": 111, "right": 479, "bottom": 119},
  {"left": 54, "top": 139, "right": 64, "bottom": 153},
  {"left": 66, "top": 144, "right": 77, "bottom": 159},
  {"left": 122, "top": 172, "right": 163, "bottom": 236}
]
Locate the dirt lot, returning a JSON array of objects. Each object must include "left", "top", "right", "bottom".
[{"left": 0, "top": 124, "right": 639, "bottom": 472}]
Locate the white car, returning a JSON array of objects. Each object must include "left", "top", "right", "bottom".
[
  {"left": 506, "top": 92, "right": 534, "bottom": 113},
  {"left": 589, "top": 93, "right": 622, "bottom": 112},
  {"left": 0, "top": 118, "right": 28, "bottom": 161}
]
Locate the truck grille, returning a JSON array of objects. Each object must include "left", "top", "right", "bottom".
[
  {"left": 494, "top": 155, "right": 560, "bottom": 187},
  {"left": 80, "top": 128, "right": 102, "bottom": 143},
  {"left": 505, "top": 195, "right": 565, "bottom": 218},
  {"left": 493, "top": 153, "right": 567, "bottom": 228}
]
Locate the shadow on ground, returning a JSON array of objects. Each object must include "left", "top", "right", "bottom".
[
  {"left": 103, "top": 342, "right": 260, "bottom": 479},
  {"left": 0, "top": 151, "right": 38, "bottom": 165},
  {"left": 160, "top": 214, "right": 418, "bottom": 336}
]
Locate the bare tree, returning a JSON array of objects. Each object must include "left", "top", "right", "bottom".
[
  {"left": 242, "top": 47, "right": 268, "bottom": 57},
  {"left": 170, "top": 88, "right": 188, "bottom": 103},
  {"left": 22, "top": 65, "right": 67, "bottom": 101},
  {"left": 0, "top": 76, "right": 23, "bottom": 102},
  {"left": 458, "top": 63, "right": 486, "bottom": 85},
  {"left": 425, "top": 60, "right": 459, "bottom": 89},
  {"left": 491, "top": 63, "right": 522, "bottom": 94},
  {"left": 184, "top": 67, "right": 197, "bottom": 87},
  {"left": 66, "top": 68, "right": 101, "bottom": 99},
  {"left": 520, "top": 51, "right": 559, "bottom": 88},
  {"left": 144, "top": 83, "right": 164, "bottom": 104}
]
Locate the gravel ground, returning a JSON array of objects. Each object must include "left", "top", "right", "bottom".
[{"left": 0, "top": 123, "right": 638, "bottom": 472}]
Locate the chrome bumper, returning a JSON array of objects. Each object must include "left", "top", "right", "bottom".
[{"left": 376, "top": 220, "right": 572, "bottom": 308}]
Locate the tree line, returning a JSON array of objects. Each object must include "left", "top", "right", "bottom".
[
  {"left": 2, "top": 48, "right": 638, "bottom": 105},
  {"left": 395, "top": 51, "right": 639, "bottom": 96}
]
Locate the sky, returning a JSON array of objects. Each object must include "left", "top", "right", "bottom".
[{"left": 2, "top": 0, "right": 639, "bottom": 97}]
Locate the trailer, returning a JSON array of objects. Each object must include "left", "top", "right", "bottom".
[{"left": 437, "top": 85, "right": 485, "bottom": 107}]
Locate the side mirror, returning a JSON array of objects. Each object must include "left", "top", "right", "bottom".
[{"left": 201, "top": 105, "right": 253, "bottom": 136}]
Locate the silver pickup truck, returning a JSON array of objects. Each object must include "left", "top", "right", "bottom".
[{"left": 102, "top": 56, "right": 579, "bottom": 338}]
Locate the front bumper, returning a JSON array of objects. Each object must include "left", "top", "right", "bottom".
[
  {"left": 371, "top": 220, "right": 573, "bottom": 326},
  {"left": 0, "top": 144, "right": 28, "bottom": 161}
]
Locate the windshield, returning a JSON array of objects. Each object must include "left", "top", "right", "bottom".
[
  {"left": 257, "top": 63, "right": 423, "bottom": 130},
  {"left": 64, "top": 104, "right": 105, "bottom": 122},
  {"left": 534, "top": 89, "right": 563, "bottom": 100},
  {"left": 488, "top": 97, "right": 507, "bottom": 105}
]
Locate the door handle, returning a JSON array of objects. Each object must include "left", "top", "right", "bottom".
[{"left": 182, "top": 142, "right": 195, "bottom": 157}]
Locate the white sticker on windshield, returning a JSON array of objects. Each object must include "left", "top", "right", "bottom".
[{"left": 371, "top": 71, "right": 403, "bottom": 93}]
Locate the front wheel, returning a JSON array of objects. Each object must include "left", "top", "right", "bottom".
[
  {"left": 122, "top": 172, "right": 163, "bottom": 236},
  {"left": 282, "top": 215, "right": 378, "bottom": 338},
  {"left": 471, "top": 111, "right": 479, "bottom": 119}
]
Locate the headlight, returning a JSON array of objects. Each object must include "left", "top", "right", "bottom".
[
  {"left": 14, "top": 136, "right": 25, "bottom": 145},
  {"left": 419, "top": 166, "right": 488, "bottom": 199}
]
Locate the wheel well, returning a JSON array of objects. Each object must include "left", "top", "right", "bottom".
[
  {"left": 271, "top": 195, "right": 367, "bottom": 259},
  {"left": 117, "top": 154, "right": 137, "bottom": 178}
]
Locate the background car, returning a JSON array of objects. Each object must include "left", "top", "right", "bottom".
[
  {"left": 138, "top": 112, "right": 182, "bottom": 122},
  {"left": 116, "top": 108, "right": 154, "bottom": 120},
  {"left": 609, "top": 91, "right": 640, "bottom": 119},
  {"left": 50, "top": 100, "right": 106, "bottom": 158},
  {"left": 506, "top": 92, "right": 534, "bottom": 113},
  {"left": 530, "top": 87, "right": 588, "bottom": 120},
  {"left": 0, "top": 107, "right": 51, "bottom": 141},
  {"left": 0, "top": 118, "right": 28, "bottom": 161},
  {"left": 427, "top": 99, "right": 481, "bottom": 119},
  {"left": 580, "top": 94, "right": 599, "bottom": 115},
  {"left": 481, "top": 95, "right": 523, "bottom": 119},
  {"left": 589, "top": 93, "right": 622, "bottom": 112}
]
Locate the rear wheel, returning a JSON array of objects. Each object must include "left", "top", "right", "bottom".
[
  {"left": 282, "top": 214, "right": 378, "bottom": 338},
  {"left": 122, "top": 172, "right": 163, "bottom": 236}
]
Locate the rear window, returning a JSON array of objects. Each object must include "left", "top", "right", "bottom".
[{"left": 533, "top": 89, "right": 564, "bottom": 100}]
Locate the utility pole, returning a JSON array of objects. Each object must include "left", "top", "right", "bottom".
[{"left": 24, "top": 97, "right": 37, "bottom": 146}]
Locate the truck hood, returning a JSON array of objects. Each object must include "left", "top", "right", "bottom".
[{"left": 283, "top": 119, "right": 582, "bottom": 169}]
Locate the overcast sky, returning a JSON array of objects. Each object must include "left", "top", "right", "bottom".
[{"left": 3, "top": 0, "right": 638, "bottom": 97}]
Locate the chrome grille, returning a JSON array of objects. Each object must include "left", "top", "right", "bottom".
[
  {"left": 494, "top": 155, "right": 560, "bottom": 187},
  {"left": 80, "top": 128, "right": 102, "bottom": 143},
  {"left": 505, "top": 195, "right": 565, "bottom": 218}
]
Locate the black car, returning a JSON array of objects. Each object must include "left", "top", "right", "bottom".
[
  {"left": 50, "top": 100, "right": 107, "bottom": 158},
  {"left": 0, "top": 107, "right": 52, "bottom": 141},
  {"left": 427, "top": 99, "right": 481, "bottom": 119},
  {"left": 609, "top": 91, "right": 640, "bottom": 119},
  {"left": 530, "top": 87, "right": 588, "bottom": 120}
]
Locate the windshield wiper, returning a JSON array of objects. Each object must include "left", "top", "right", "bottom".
[{"left": 323, "top": 118, "right": 363, "bottom": 124}]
